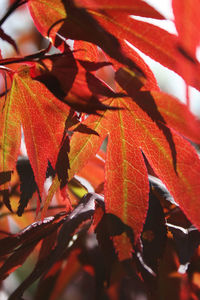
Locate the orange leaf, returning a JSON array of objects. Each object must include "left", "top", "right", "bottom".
[
  {"left": 28, "top": 0, "right": 200, "bottom": 90},
  {"left": 151, "top": 91, "right": 200, "bottom": 144},
  {"left": 0, "top": 93, "right": 21, "bottom": 210},
  {"left": 28, "top": 0, "right": 66, "bottom": 39},
  {"left": 67, "top": 74, "right": 200, "bottom": 246},
  {"left": 11, "top": 66, "right": 70, "bottom": 202}
]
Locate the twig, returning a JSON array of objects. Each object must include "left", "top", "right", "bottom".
[
  {"left": 0, "top": 204, "right": 67, "bottom": 219},
  {"left": 0, "top": 0, "right": 28, "bottom": 27}
]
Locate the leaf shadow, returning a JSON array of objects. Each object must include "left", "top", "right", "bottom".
[
  {"left": 0, "top": 171, "right": 12, "bottom": 212},
  {"left": 55, "top": 133, "right": 70, "bottom": 190},
  {"left": 36, "top": 45, "right": 78, "bottom": 101},
  {"left": 115, "top": 68, "right": 177, "bottom": 173},
  {"left": 36, "top": 46, "right": 123, "bottom": 114},
  {"left": 16, "top": 157, "right": 39, "bottom": 216},
  {"left": 48, "top": 0, "right": 145, "bottom": 76}
]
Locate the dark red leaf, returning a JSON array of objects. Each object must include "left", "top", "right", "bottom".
[
  {"left": 0, "top": 212, "right": 65, "bottom": 258},
  {"left": 16, "top": 157, "right": 38, "bottom": 216},
  {"left": 8, "top": 193, "right": 104, "bottom": 299}
]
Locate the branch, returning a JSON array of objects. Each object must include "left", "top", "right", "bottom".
[
  {"left": 0, "top": 204, "right": 67, "bottom": 219},
  {"left": 0, "top": 42, "right": 52, "bottom": 67},
  {"left": 0, "top": 0, "right": 28, "bottom": 27}
]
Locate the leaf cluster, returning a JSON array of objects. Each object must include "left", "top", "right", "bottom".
[{"left": 0, "top": 0, "right": 200, "bottom": 299}]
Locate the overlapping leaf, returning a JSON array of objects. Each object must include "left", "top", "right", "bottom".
[
  {"left": 0, "top": 44, "right": 123, "bottom": 213},
  {"left": 28, "top": 0, "right": 200, "bottom": 91},
  {"left": 0, "top": 212, "right": 66, "bottom": 281},
  {"left": 88, "top": 7, "right": 200, "bottom": 90},
  {"left": 35, "top": 50, "right": 120, "bottom": 113},
  {"left": 9, "top": 66, "right": 70, "bottom": 204},
  {"left": 28, "top": 0, "right": 66, "bottom": 39},
  {"left": 1, "top": 1, "right": 200, "bottom": 297},
  {"left": 28, "top": 0, "right": 153, "bottom": 75},
  {"left": 74, "top": 0, "right": 165, "bottom": 19},
  {"left": 67, "top": 69, "right": 200, "bottom": 250},
  {"left": 73, "top": 40, "right": 99, "bottom": 61},
  {"left": 8, "top": 193, "right": 104, "bottom": 299}
]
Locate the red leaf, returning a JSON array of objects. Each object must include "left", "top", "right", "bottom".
[
  {"left": 64, "top": 60, "right": 118, "bottom": 113},
  {"left": 44, "top": 249, "right": 81, "bottom": 300},
  {"left": 66, "top": 70, "right": 200, "bottom": 250},
  {"left": 150, "top": 91, "right": 200, "bottom": 144},
  {"left": 105, "top": 105, "right": 149, "bottom": 241},
  {"left": 36, "top": 51, "right": 117, "bottom": 114},
  {"left": 76, "top": 150, "right": 105, "bottom": 192},
  {"left": 28, "top": 0, "right": 145, "bottom": 75},
  {"left": 35, "top": 49, "right": 78, "bottom": 101},
  {"left": 66, "top": 101, "right": 150, "bottom": 245},
  {"left": 112, "top": 233, "right": 133, "bottom": 261},
  {"left": 105, "top": 39, "right": 159, "bottom": 90},
  {"left": 84, "top": 5, "right": 200, "bottom": 90},
  {"left": 74, "top": 40, "right": 99, "bottom": 61},
  {"left": 28, "top": 0, "right": 66, "bottom": 40},
  {"left": 93, "top": 12, "right": 199, "bottom": 84},
  {"left": 74, "top": 0, "right": 165, "bottom": 19},
  {"left": 172, "top": 0, "right": 200, "bottom": 58},
  {"left": 115, "top": 69, "right": 200, "bottom": 233},
  {"left": 28, "top": 0, "right": 200, "bottom": 90},
  {"left": 68, "top": 111, "right": 110, "bottom": 181},
  {"left": 11, "top": 66, "right": 70, "bottom": 201},
  {"left": 172, "top": 0, "right": 200, "bottom": 97}
]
